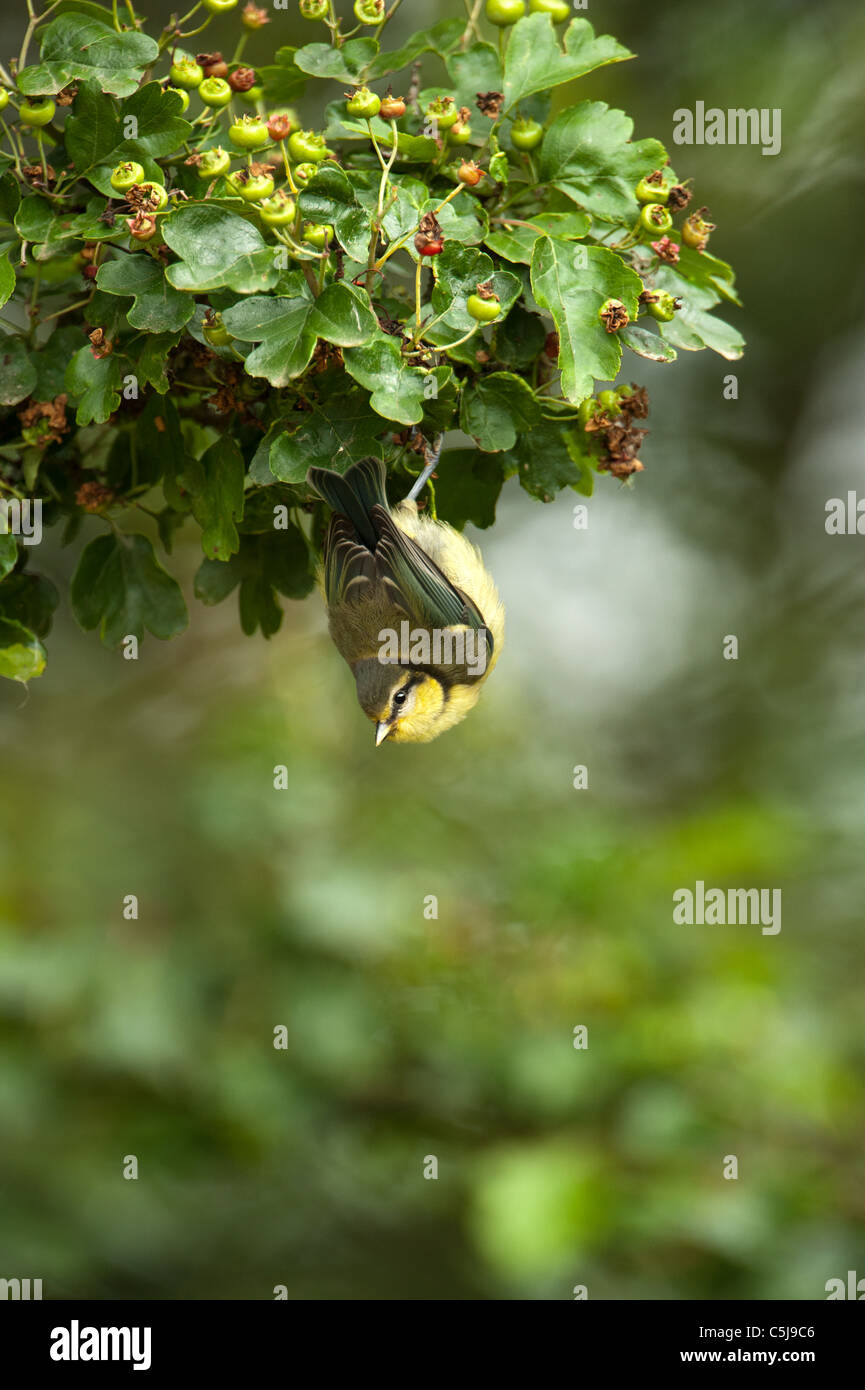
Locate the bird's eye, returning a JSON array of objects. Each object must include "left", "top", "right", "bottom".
[{"left": 393, "top": 689, "right": 408, "bottom": 707}]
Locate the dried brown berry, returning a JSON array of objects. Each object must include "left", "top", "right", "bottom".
[
  {"left": 228, "top": 67, "right": 257, "bottom": 93},
  {"left": 666, "top": 183, "right": 692, "bottom": 211},
  {"left": 87, "top": 328, "right": 112, "bottom": 359},
  {"left": 198, "top": 52, "right": 228, "bottom": 79},
  {"left": 599, "top": 299, "right": 629, "bottom": 333},
  {"left": 476, "top": 91, "right": 504, "bottom": 118},
  {"left": 76, "top": 481, "right": 116, "bottom": 512}
]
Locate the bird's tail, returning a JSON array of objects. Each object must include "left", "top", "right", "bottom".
[{"left": 307, "top": 457, "right": 388, "bottom": 551}]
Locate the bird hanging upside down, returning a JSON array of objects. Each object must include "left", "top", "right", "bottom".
[{"left": 307, "top": 456, "right": 504, "bottom": 745}]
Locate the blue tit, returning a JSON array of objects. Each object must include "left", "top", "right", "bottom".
[{"left": 307, "top": 456, "right": 504, "bottom": 745}]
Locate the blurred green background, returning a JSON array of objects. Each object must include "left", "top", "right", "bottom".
[{"left": 2, "top": 0, "right": 865, "bottom": 1300}]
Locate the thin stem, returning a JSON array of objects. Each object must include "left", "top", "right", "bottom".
[
  {"left": 27, "top": 263, "right": 41, "bottom": 343},
  {"left": 432, "top": 323, "right": 479, "bottom": 353},
  {"left": 180, "top": 16, "right": 214, "bottom": 39},
  {"left": 376, "top": 130, "right": 398, "bottom": 218},
  {"left": 174, "top": 1, "right": 203, "bottom": 30},
  {"left": 39, "top": 295, "right": 94, "bottom": 325},
  {"left": 367, "top": 118, "right": 387, "bottom": 172},
  {"left": 0, "top": 118, "right": 23, "bottom": 174},
  {"left": 460, "top": 0, "right": 484, "bottom": 48},
  {"left": 410, "top": 309, "right": 446, "bottom": 345},
  {"left": 414, "top": 257, "right": 423, "bottom": 329},
  {"left": 19, "top": 0, "right": 63, "bottom": 75},
  {"left": 36, "top": 129, "right": 47, "bottom": 183}
]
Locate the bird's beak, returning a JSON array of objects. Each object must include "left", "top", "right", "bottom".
[{"left": 375, "top": 721, "right": 390, "bottom": 747}]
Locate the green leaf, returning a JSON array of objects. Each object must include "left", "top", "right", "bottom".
[
  {"left": 430, "top": 244, "right": 522, "bottom": 333},
  {"left": 369, "top": 19, "right": 464, "bottom": 79},
  {"left": 223, "top": 290, "right": 316, "bottom": 387},
  {"left": 71, "top": 532, "right": 188, "bottom": 647},
  {"left": 223, "top": 281, "right": 377, "bottom": 388},
  {"left": 343, "top": 332, "right": 432, "bottom": 426},
  {"left": 0, "top": 533, "right": 17, "bottom": 579},
  {"left": 163, "top": 203, "right": 276, "bottom": 294},
  {"left": 14, "top": 195, "right": 117, "bottom": 253},
  {"left": 194, "top": 552, "right": 241, "bottom": 607},
  {"left": 135, "top": 395, "right": 189, "bottom": 504},
  {"left": 661, "top": 245, "right": 742, "bottom": 307},
  {"left": 531, "top": 239, "right": 643, "bottom": 401},
  {"left": 541, "top": 101, "right": 667, "bottom": 222},
  {"left": 655, "top": 272, "right": 745, "bottom": 360},
  {"left": 0, "top": 251, "right": 14, "bottom": 309},
  {"left": 503, "top": 14, "right": 631, "bottom": 113},
  {"left": 0, "top": 337, "right": 38, "bottom": 406},
  {"left": 97, "top": 255, "right": 194, "bottom": 334},
  {"left": 505, "top": 419, "right": 585, "bottom": 502},
  {"left": 33, "top": 325, "right": 80, "bottom": 399},
  {"left": 299, "top": 165, "right": 373, "bottom": 263},
  {"left": 196, "top": 530, "right": 314, "bottom": 638},
  {"left": 484, "top": 211, "right": 589, "bottom": 265},
  {"left": 67, "top": 82, "right": 194, "bottom": 193},
  {"left": 181, "top": 436, "right": 245, "bottom": 562},
  {"left": 19, "top": 14, "right": 159, "bottom": 98},
  {"left": 432, "top": 450, "right": 504, "bottom": 531},
  {"left": 250, "top": 389, "right": 385, "bottom": 484},
  {"left": 0, "top": 571, "right": 59, "bottom": 637},
  {"left": 257, "top": 47, "right": 308, "bottom": 104},
  {"left": 308, "top": 281, "right": 379, "bottom": 345},
  {"left": 0, "top": 170, "right": 21, "bottom": 225},
  {"left": 493, "top": 305, "right": 547, "bottom": 369},
  {"left": 338, "top": 117, "right": 439, "bottom": 163},
  {"left": 65, "top": 345, "right": 122, "bottom": 424},
  {"left": 620, "top": 323, "right": 678, "bottom": 362},
  {"left": 294, "top": 38, "right": 378, "bottom": 83},
  {"left": 419, "top": 365, "right": 457, "bottom": 434},
  {"left": 446, "top": 42, "right": 502, "bottom": 121},
  {"left": 135, "top": 332, "right": 181, "bottom": 394},
  {"left": 0, "top": 617, "right": 45, "bottom": 682},
  {"left": 460, "top": 372, "right": 541, "bottom": 453},
  {"left": 14, "top": 196, "right": 54, "bottom": 243},
  {"left": 63, "top": 81, "right": 118, "bottom": 172}
]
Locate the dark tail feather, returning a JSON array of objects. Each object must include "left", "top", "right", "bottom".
[{"left": 307, "top": 457, "right": 388, "bottom": 551}]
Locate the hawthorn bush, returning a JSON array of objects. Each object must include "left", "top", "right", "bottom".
[{"left": 0, "top": 0, "right": 744, "bottom": 682}]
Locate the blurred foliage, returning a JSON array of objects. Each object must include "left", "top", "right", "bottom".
[{"left": 1, "top": 0, "right": 865, "bottom": 1300}]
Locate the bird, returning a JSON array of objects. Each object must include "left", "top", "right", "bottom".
[{"left": 307, "top": 455, "right": 504, "bottom": 745}]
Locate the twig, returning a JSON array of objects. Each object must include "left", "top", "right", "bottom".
[{"left": 406, "top": 432, "right": 444, "bottom": 503}]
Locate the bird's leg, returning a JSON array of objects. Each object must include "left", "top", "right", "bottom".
[{"left": 406, "top": 432, "right": 444, "bottom": 503}]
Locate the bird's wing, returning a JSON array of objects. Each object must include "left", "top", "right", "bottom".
[
  {"left": 370, "top": 504, "right": 494, "bottom": 655},
  {"left": 307, "top": 458, "right": 387, "bottom": 551},
  {"left": 323, "top": 515, "right": 408, "bottom": 616}
]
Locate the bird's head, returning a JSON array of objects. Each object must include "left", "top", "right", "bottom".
[{"left": 353, "top": 659, "right": 447, "bottom": 745}]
